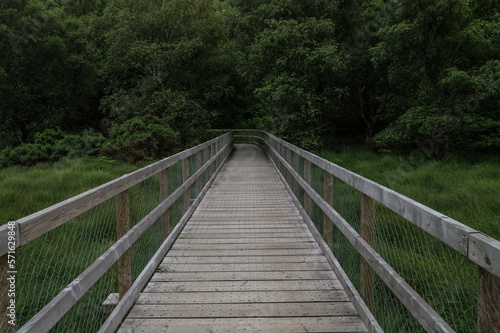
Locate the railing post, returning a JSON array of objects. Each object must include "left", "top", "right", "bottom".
[
  {"left": 196, "top": 151, "right": 202, "bottom": 195},
  {"left": 116, "top": 190, "right": 131, "bottom": 299},
  {"left": 360, "top": 193, "right": 376, "bottom": 312},
  {"left": 478, "top": 267, "right": 500, "bottom": 332},
  {"left": 304, "top": 160, "right": 312, "bottom": 217},
  {"left": 293, "top": 152, "right": 299, "bottom": 196},
  {"left": 182, "top": 158, "right": 189, "bottom": 211},
  {"left": 160, "top": 168, "right": 170, "bottom": 240},
  {"left": 323, "top": 171, "right": 333, "bottom": 249}
]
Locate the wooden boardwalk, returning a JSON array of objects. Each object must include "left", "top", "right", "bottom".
[{"left": 117, "top": 144, "right": 368, "bottom": 333}]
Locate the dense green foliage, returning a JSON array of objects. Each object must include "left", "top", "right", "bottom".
[{"left": 1, "top": 0, "right": 499, "bottom": 164}]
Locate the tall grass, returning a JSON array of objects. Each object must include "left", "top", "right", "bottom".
[
  {"left": 0, "top": 157, "right": 141, "bottom": 225},
  {"left": 318, "top": 145, "right": 500, "bottom": 239}
]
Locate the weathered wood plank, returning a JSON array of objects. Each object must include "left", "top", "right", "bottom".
[
  {"left": 143, "top": 280, "right": 342, "bottom": 293},
  {"left": 170, "top": 243, "right": 319, "bottom": 250},
  {"left": 150, "top": 270, "right": 337, "bottom": 282},
  {"left": 137, "top": 290, "right": 349, "bottom": 304},
  {"left": 157, "top": 262, "right": 331, "bottom": 272},
  {"left": 117, "top": 317, "right": 368, "bottom": 333},
  {"left": 128, "top": 302, "right": 358, "bottom": 318},
  {"left": 162, "top": 255, "right": 328, "bottom": 264},
  {"left": 469, "top": 233, "right": 500, "bottom": 279},
  {"left": 165, "top": 248, "right": 324, "bottom": 256}
]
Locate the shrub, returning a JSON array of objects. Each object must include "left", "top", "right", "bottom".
[
  {"left": 0, "top": 130, "right": 107, "bottom": 168},
  {"left": 102, "top": 117, "right": 179, "bottom": 163}
]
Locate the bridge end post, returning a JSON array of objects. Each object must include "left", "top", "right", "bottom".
[{"left": 478, "top": 267, "right": 500, "bottom": 333}]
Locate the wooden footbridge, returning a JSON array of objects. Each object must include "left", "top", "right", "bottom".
[{"left": 1, "top": 130, "right": 499, "bottom": 333}]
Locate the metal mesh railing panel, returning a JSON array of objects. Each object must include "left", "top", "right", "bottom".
[
  {"left": 16, "top": 197, "right": 116, "bottom": 331},
  {"left": 375, "top": 204, "right": 478, "bottom": 332}
]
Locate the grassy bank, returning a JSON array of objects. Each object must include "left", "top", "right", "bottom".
[
  {"left": 318, "top": 145, "right": 500, "bottom": 240},
  {"left": 0, "top": 157, "right": 141, "bottom": 225}
]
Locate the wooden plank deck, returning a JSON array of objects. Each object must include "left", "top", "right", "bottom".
[{"left": 117, "top": 144, "right": 369, "bottom": 333}]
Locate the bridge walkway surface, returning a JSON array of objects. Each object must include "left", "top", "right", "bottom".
[{"left": 117, "top": 144, "right": 369, "bottom": 333}]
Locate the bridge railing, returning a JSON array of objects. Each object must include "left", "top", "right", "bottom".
[
  {"left": 0, "top": 132, "right": 233, "bottom": 333},
  {"left": 232, "top": 129, "right": 500, "bottom": 333}
]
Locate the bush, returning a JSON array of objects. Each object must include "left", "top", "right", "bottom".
[
  {"left": 102, "top": 117, "right": 179, "bottom": 163},
  {"left": 0, "top": 130, "right": 107, "bottom": 168}
]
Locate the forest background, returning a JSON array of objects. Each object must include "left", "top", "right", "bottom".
[{"left": 1, "top": 0, "right": 499, "bottom": 237}]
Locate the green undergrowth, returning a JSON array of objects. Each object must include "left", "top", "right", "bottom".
[
  {"left": 318, "top": 145, "right": 500, "bottom": 240},
  {"left": 0, "top": 157, "right": 142, "bottom": 225}
]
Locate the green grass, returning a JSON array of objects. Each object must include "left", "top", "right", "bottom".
[
  {"left": 0, "top": 157, "right": 141, "bottom": 225},
  {"left": 318, "top": 145, "right": 500, "bottom": 239}
]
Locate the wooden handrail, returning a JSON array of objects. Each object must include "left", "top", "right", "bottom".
[{"left": 0, "top": 133, "right": 232, "bottom": 256}]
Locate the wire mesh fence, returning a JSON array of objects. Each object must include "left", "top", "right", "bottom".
[
  {"left": 0, "top": 133, "right": 232, "bottom": 332},
  {"left": 245, "top": 129, "right": 500, "bottom": 333}
]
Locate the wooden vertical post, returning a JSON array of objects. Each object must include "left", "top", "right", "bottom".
[
  {"left": 323, "top": 171, "right": 333, "bottom": 249},
  {"left": 360, "top": 193, "right": 376, "bottom": 312},
  {"left": 478, "top": 267, "right": 500, "bottom": 333},
  {"left": 116, "top": 190, "right": 131, "bottom": 299},
  {"left": 182, "top": 158, "right": 189, "bottom": 211},
  {"left": 196, "top": 151, "right": 202, "bottom": 195},
  {"left": 160, "top": 169, "right": 170, "bottom": 240},
  {"left": 293, "top": 152, "right": 299, "bottom": 196},
  {"left": 304, "top": 160, "right": 312, "bottom": 217}
]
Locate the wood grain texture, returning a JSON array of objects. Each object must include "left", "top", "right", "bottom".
[{"left": 478, "top": 266, "right": 500, "bottom": 333}]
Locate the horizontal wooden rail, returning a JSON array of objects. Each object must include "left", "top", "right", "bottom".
[
  {"left": 98, "top": 146, "right": 230, "bottom": 333},
  {"left": 0, "top": 133, "right": 232, "bottom": 256},
  {"left": 228, "top": 130, "right": 500, "bottom": 279},
  {"left": 17, "top": 137, "right": 233, "bottom": 333},
  {"left": 263, "top": 139, "right": 454, "bottom": 333}
]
